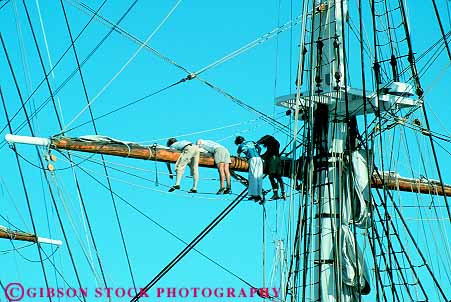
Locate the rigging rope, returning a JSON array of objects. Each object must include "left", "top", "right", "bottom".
[
  {"left": 0, "top": 0, "right": 121, "bottom": 139},
  {"left": 0, "top": 0, "right": 11, "bottom": 10},
  {"left": 49, "top": 172, "right": 104, "bottom": 285},
  {"left": 60, "top": 75, "right": 293, "bottom": 140},
  {"left": 0, "top": 176, "right": 29, "bottom": 228},
  {"left": 23, "top": 1, "right": 97, "bottom": 280},
  {"left": 339, "top": 0, "right": 363, "bottom": 298},
  {"left": 136, "top": 116, "right": 280, "bottom": 144},
  {"left": 371, "top": 1, "right": 402, "bottom": 297},
  {"left": 28, "top": 0, "right": 112, "bottom": 288},
  {"left": 59, "top": 0, "right": 184, "bottom": 134},
  {"left": 66, "top": 152, "right": 222, "bottom": 181},
  {"left": 430, "top": 0, "right": 451, "bottom": 62},
  {"left": 0, "top": 242, "right": 34, "bottom": 255},
  {"left": 40, "top": 168, "right": 63, "bottom": 296},
  {"left": 1, "top": 35, "right": 87, "bottom": 302},
  {"left": 39, "top": 247, "right": 84, "bottom": 302},
  {"left": 57, "top": 0, "right": 300, "bottom": 138},
  {"left": 8, "top": 240, "right": 60, "bottom": 263},
  {"left": 73, "top": 161, "right": 261, "bottom": 289},
  {"left": 35, "top": 0, "right": 66, "bottom": 126},
  {"left": 129, "top": 188, "right": 248, "bottom": 302},
  {"left": 61, "top": 78, "right": 188, "bottom": 134},
  {"left": 405, "top": 128, "right": 451, "bottom": 283},
  {"left": 398, "top": 0, "right": 451, "bottom": 224},
  {"left": 262, "top": 204, "right": 266, "bottom": 290},
  {"left": 196, "top": 77, "right": 292, "bottom": 137},
  {"left": 57, "top": 152, "right": 235, "bottom": 201},
  {"left": 59, "top": 0, "right": 136, "bottom": 290},
  {"left": 64, "top": 0, "right": 192, "bottom": 74},
  {"left": 1, "top": 40, "right": 53, "bottom": 302},
  {"left": 0, "top": 214, "right": 26, "bottom": 234},
  {"left": 22, "top": 0, "right": 64, "bottom": 150},
  {"left": 69, "top": 0, "right": 301, "bottom": 79},
  {"left": 293, "top": 1, "right": 312, "bottom": 299},
  {"left": 372, "top": 170, "right": 450, "bottom": 300},
  {"left": 272, "top": 0, "right": 282, "bottom": 136},
  {"left": 193, "top": 16, "right": 302, "bottom": 76},
  {"left": 12, "top": 0, "right": 37, "bottom": 131},
  {"left": 373, "top": 190, "right": 429, "bottom": 300}
]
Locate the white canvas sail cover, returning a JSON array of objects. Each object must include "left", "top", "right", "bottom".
[
  {"left": 339, "top": 149, "right": 373, "bottom": 301},
  {"left": 350, "top": 150, "right": 372, "bottom": 228},
  {"left": 341, "top": 225, "right": 371, "bottom": 295}
]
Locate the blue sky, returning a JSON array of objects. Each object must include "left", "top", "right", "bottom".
[{"left": 1, "top": 0, "right": 451, "bottom": 301}]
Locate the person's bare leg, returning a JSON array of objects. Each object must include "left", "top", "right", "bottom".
[
  {"left": 224, "top": 163, "right": 231, "bottom": 188},
  {"left": 218, "top": 163, "right": 225, "bottom": 189}
]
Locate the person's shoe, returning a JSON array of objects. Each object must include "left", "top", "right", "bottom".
[
  {"left": 281, "top": 192, "right": 287, "bottom": 200},
  {"left": 270, "top": 193, "right": 280, "bottom": 200},
  {"left": 188, "top": 188, "right": 197, "bottom": 193},
  {"left": 248, "top": 195, "right": 257, "bottom": 200},
  {"left": 223, "top": 187, "right": 232, "bottom": 194},
  {"left": 168, "top": 185, "right": 180, "bottom": 192},
  {"left": 263, "top": 189, "right": 271, "bottom": 195},
  {"left": 216, "top": 187, "right": 226, "bottom": 194},
  {"left": 256, "top": 196, "right": 265, "bottom": 205}
]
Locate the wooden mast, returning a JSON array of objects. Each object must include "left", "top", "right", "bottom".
[{"left": 6, "top": 134, "right": 451, "bottom": 197}]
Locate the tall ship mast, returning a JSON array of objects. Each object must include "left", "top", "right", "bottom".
[{"left": 1, "top": 1, "right": 451, "bottom": 302}]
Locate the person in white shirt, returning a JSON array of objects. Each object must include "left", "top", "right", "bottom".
[
  {"left": 166, "top": 138, "right": 200, "bottom": 193},
  {"left": 197, "top": 139, "right": 232, "bottom": 194}
]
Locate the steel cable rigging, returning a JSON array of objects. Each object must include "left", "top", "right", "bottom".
[
  {"left": 0, "top": 0, "right": 135, "bottom": 142},
  {"left": 70, "top": 160, "right": 259, "bottom": 289},
  {"left": 129, "top": 188, "right": 249, "bottom": 302},
  {"left": 59, "top": 0, "right": 184, "bottom": 134},
  {"left": 50, "top": 0, "right": 301, "bottom": 138},
  {"left": 1, "top": 33, "right": 88, "bottom": 302}
]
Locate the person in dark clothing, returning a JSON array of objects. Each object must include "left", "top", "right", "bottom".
[{"left": 257, "top": 135, "right": 286, "bottom": 200}]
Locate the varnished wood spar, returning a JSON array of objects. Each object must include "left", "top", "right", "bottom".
[
  {"left": 0, "top": 226, "right": 62, "bottom": 245},
  {"left": 371, "top": 172, "right": 451, "bottom": 197},
  {"left": 51, "top": 137, "right": 451, "bottom": 197},
  {"left": 0, "top": 228, "right": 37, "bottom": 243},
  {"left": 51, "top": 137, "right": 250, "bottom": 171}
]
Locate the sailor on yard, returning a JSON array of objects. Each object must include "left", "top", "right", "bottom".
[
  {"left": 235, "top": 136, "right": 263, "bottom": 202},
  {"left": 166, "top": 138, "right": 200, "bottom": 193},
  {"left": 257, "top": 135, "right": 286, "bottom": 200},
  {"left": 196, "top": 139, "right": 232, "bottom": 194}
]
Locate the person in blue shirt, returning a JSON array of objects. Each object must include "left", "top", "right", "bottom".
[{"left": 235, "top": 136, "right": 263, "bottom": 202}]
